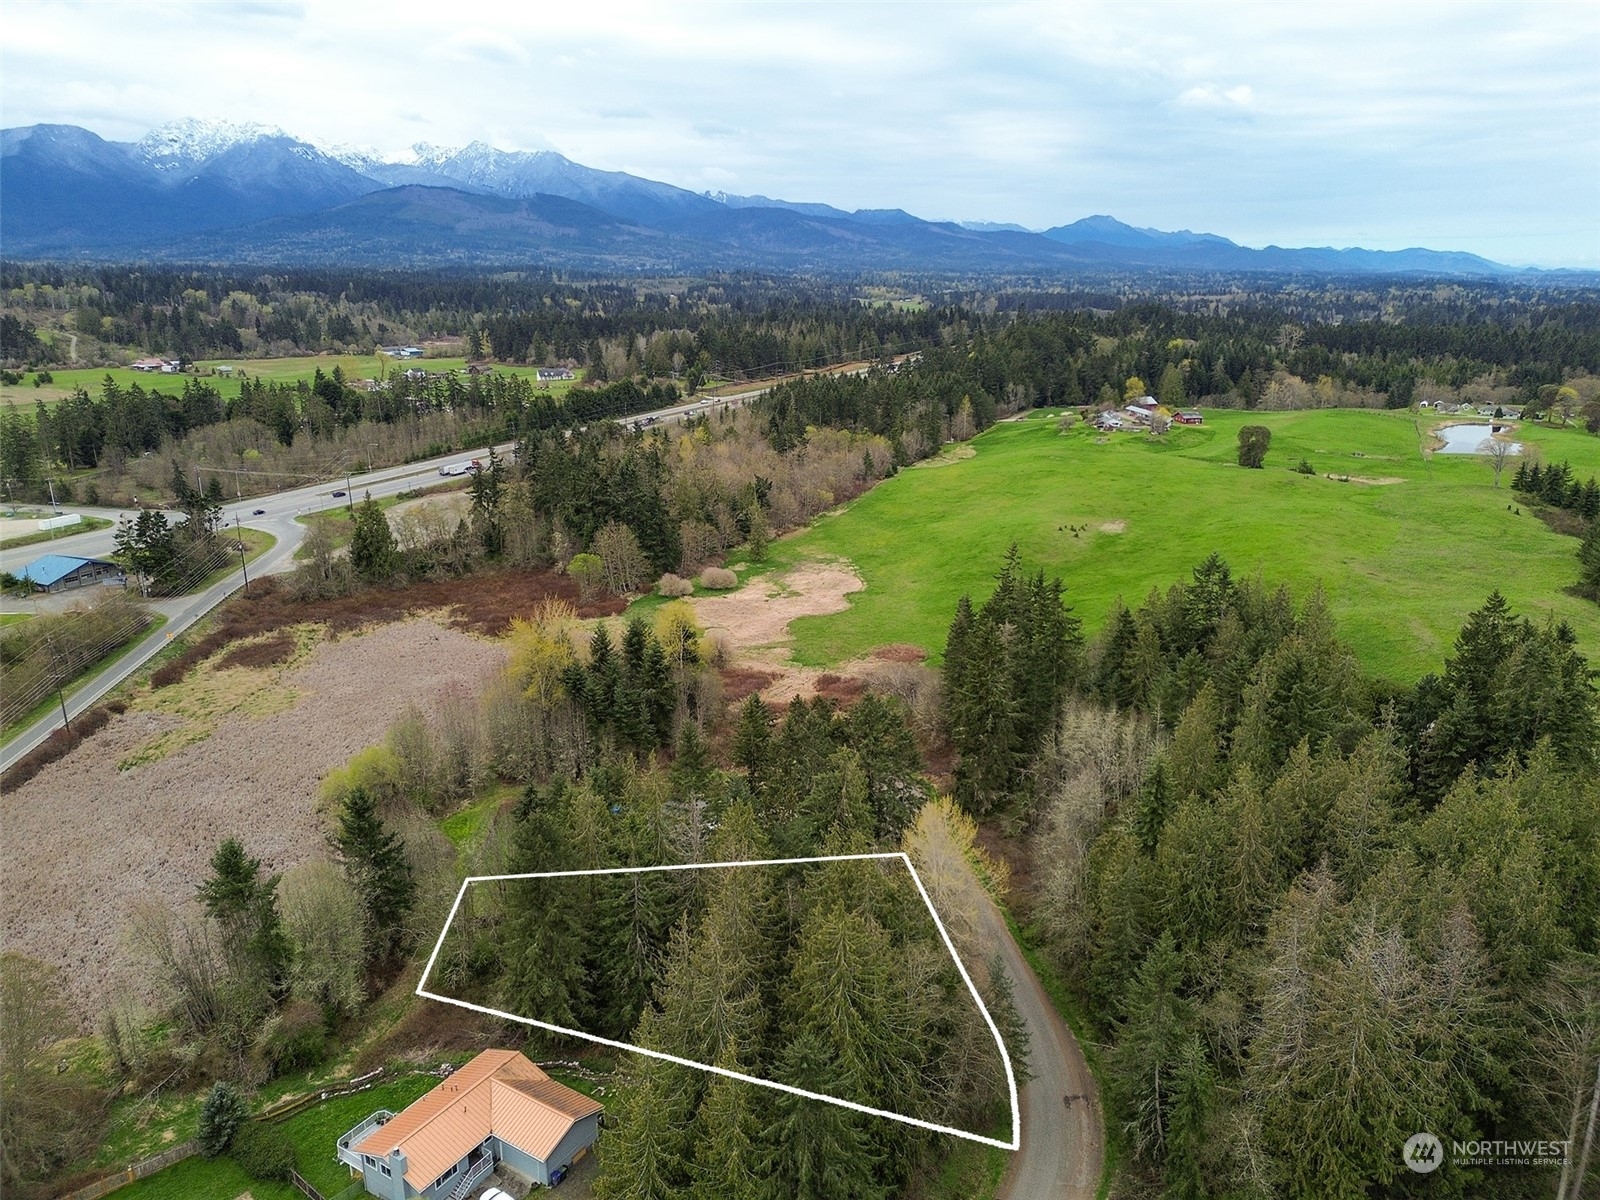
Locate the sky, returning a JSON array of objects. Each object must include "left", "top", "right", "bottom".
[{"left": 3, "top": 0, "right": 1597, "bottom": 267}]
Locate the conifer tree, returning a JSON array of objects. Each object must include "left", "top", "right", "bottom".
[
  {"left": 196, "top": 838, "right": 291, "bottom": 1002},
  {"left": 686, "top": 1045, "right": 766, "bottom": 1200},
  {"left": 731, "top": 695, "right": 774, "bottom": 792},
  {"left": 759, "top": 1031, "right": 888, "bottom": 1200},
  {"left": 349, "top": 493, "right": 398, "bottom": 581},
  {"left": 501, "top": 783, "right": 590, "bottom": 1028},
  {"left": 333, "top": 787, "right": 416, "bottom": 964}
]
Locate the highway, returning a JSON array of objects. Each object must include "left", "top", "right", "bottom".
[{"left": 0, "top": 390, "right": 759, "bottom": 771}]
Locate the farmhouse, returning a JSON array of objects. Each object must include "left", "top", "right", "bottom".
[
  {"left": 336, "top": 1050, "right": 603, "bottom": 1198},
  {"left": 1174, "top": 411, "right": 1203, "bottom": 425},
  {"left": 15, "top": 554, "right": 123, "bottom": 593},
  {"left": 129, "top": 357, "right": 176, "bottom": 372},
  {"left": 536, "top": 367, "right": 575, "bottom": 381},
  {"left": 381, "top": 346, "right": 425, "bottom": 358}
]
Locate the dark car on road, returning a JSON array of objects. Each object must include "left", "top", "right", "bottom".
[
  {"left": 251, "top": 508, "right": 266, "bottom": 515},
  {"left": 331, "top": 490, "right": 346, "bottom": 498}
]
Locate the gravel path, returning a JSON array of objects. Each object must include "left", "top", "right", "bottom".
[
  {"left": 0, "top": 619, "right": 505, "bottom": 1023},
  {"left": 982, "top": 894, "right": 1104, "bottom": 1199}
]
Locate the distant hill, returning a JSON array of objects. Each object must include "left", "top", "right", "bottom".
[{"left": 0, "top": 118, "right": 1526, "bottom": 277}]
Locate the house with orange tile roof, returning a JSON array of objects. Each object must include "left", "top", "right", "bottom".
[{"left": 335, "top": 1049, "right": 603, "bottom": 1198}]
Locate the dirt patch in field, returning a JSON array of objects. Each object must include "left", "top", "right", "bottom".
[
  {"left": 1325, "top": 473, "right": 1405, "bottom": 486},
  {"left": 872, "top": 643, "right": 927, "bottom": 663},
  {"left": 690, "top": 562, "right": 887, "bottom": 706},
  {"left": 690, "top": 562, "right": 863, "bottom": 653},
  {"left": 0, "top": 619, "right": 507, "bottom": 1025},
  {"left": 1099, "top": 520, "right": 1127, "bottom": 533}
]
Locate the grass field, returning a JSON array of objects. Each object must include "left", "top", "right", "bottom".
[
  {"left": 0, "top": 356, "right": 585, "bottom": 409},
  {"left": 770, "top": 408, "right": 1600, "bottom": 681}
]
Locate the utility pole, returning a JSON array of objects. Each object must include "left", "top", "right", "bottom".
[
  {"left": 45, "top": 632, "right": 70, "bottom": 733},
  {"left": 346, "top": 467, "right": 354, "bottom": 512},
  {"left": 235, "top": 514, "right": 249, "bottom": 594}
]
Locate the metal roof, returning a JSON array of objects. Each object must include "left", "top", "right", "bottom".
[
  {"left": 17, "top": 554, "right": 118, "bottom": 587},
  {"left": 352, "top": 1049, "right": 602, "bottom": 1190}
]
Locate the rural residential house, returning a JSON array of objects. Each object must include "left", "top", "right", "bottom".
[
  {"left": 336, "top": 1050, "right": 603, "bottom": 1198},
  {"left": 536, "top": 367, "right": 575, "bottom": 381},
  {"left": 1174, "top": 411, "right": 1204, "bottom": 425},
  {"left": 15, "top": 554, "right": 124, "bottom": 593}
]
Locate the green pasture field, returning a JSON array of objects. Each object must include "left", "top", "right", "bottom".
[
  {"left": 772, "top": 408, "right": 1600, "bottom": 681},
  {"left": 0, "top": 356, "right": 584, "bottom": 409}
]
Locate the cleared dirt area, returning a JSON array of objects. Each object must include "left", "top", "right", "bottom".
[
  {"left": 691, "top": 561, "right": 863, "bottom": 653},
  {"left": 690, "top": 561, "right": 894, "bottom": 704},
  {"left": 0, "top": 619, "right": 506, "bottom": 1024},
  {"left": 1326, "top": 473, "right": 1405, "bottom": 485}
]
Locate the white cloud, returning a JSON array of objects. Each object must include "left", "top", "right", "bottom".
[
  {"left": 0, "top": 0, "right": 1596, "bottom": 264},
  {"left": 1176, "top": 83, "right": 1256, "bottom": 110}
]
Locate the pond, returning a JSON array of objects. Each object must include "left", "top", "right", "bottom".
[{"left": 1435, "top": 423, "right": 1522, "bottom": 455}]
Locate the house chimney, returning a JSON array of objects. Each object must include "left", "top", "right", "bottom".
[{"left": 389, "top": 1146, "right": 407, "bottom": 1178}]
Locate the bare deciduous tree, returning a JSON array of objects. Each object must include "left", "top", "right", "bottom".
[{"left": 1486, "top": 434, "right": 1515, "bottom": 486}]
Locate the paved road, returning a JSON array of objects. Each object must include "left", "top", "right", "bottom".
[
  {"left": 0, "top": 388, "right": 781, "bottom": 770},
  {"left": 983, "top": 894, "right": 1104, "bottom": 1200}
]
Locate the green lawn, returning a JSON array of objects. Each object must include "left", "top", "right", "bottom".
[
  {"left": 773, "top": 408, "right": 1600, "bottom": 681},
  {"left": 104, "top": 1153, "right": 299, "bottom": 1200},
  {"left": 106, "top": 1073, "right": 441, "bottom": 1200},
  {"left": 2, "top": 356, "right": 584, "bottom": 409}
]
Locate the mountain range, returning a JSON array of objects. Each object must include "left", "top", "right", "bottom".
[{"left": 0, "top": 118, "right": 1524, "bottom": 276}]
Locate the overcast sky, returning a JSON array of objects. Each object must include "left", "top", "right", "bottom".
[{"left": 4, "top": 0, "right": 1597, "bottom": 266}]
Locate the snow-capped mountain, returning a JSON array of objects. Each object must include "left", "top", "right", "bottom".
[
  {"left": 0, "top": 116, "right": 1520, "bottom": 276},
  {"left": 134, "top": 118, "right": 288, "bottom": 170}
]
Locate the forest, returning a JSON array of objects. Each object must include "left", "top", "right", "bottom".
[
  {"left": 6, "top": 268, "right": 1600, "bottom": 511},
  {"left": 3, "top": 266, "right": 1600, "bottom": 1199}
]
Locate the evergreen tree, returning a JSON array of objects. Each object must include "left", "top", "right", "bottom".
[
  {"left": 1132, "top": 759, "right": 1173, "bottom": 856},
  {"left": 333, "top": 787, "right": 416, "bottom": 964},
  {"left": 349, "top": 493, "right": 397, "bottom": 582},
  {"left": 1579, "top": 516, "right": 1600, "bottom": 597},
  {"left": 758, "top": 1031, "right": 888, "bottom": 1200},
  {"left": 1163, "top": 1035, "right": 1214, "bottom": 1200},
  {"left": 196, "top": 1081, "right": 249, "bottom": 1157},
  {"left": 1110, "top": 931, "right": 1192, "bottom": 1164},
  {"left": 686, "top": 1046, "right": 766, "bottom": 1200},
  {"left": 500, "top": 784, "right": 591, "bottom": 1028},
  {"left": 731, "top": 695, "right": 774, "bottom": 792},
  {"left": 195, "top": 838, "right": 291, "bottom": 1001},
  {"left": 592, "top": 1028, "right": 696, "bottom": 1200}
]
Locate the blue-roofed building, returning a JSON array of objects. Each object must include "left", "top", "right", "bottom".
[{"left": 15, "top": 554, "right": 124, "bottom": 594}]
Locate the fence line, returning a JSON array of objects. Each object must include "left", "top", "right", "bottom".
[{"left": 55, "top": 1140, "right": 198, "bottom": 1200}]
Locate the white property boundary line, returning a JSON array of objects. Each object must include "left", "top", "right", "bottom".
[{"left": 417, "top": 851, "right": 1021, "bottom": 1151}]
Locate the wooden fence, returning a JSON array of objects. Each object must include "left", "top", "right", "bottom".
[{"left": 55, "top": 1141, "right": 198, "bottom": 1200}]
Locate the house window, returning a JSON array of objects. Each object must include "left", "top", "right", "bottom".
[{"left": 378, "top": 1162, "right": 391, "bottom": 1177}]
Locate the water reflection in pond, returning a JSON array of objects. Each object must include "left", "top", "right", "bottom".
[{"left": 1436, "top": 424, "right": 1522, "bottom": 455}]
